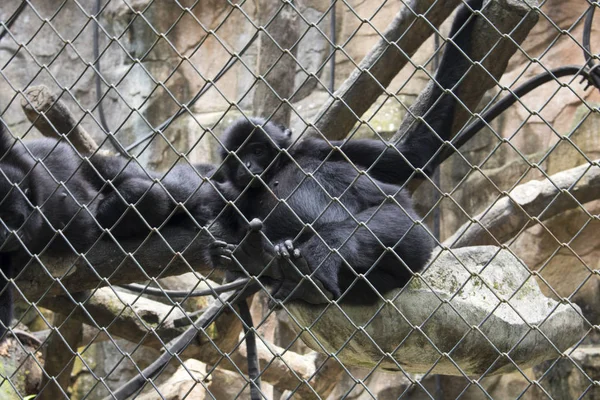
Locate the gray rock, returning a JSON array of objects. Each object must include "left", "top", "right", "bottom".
[
  {"left": 288, "top": 246, "right": 585, "bottom": 375},
  {"left": 534, "top": 345, "right": 600, "bottom": 399}
]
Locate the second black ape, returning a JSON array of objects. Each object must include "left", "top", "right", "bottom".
[
  {"left": 211, "top": 0, "right": 484, "bottom": 304},
  {"left": 0, "top": 122, "right": 228, "bottom": 339},
  {"left": 211, "top": 117, "right": 433, "bottom": 304},
  {"left": 0, "top": 124, "right": 103, "bottom": 339},
  {"left": 90, "top": 156, "right": 225, "bottom": 237}
]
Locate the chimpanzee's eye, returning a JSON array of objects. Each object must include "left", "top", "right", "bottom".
[{"left": 251, "top": 144, "right": 266, "bottom": 157}]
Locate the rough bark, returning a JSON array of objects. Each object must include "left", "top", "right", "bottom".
[
  {"left": 444, "top": 161, "right": 600, "bottom": 248},
  {"left": 38, "top": 312, "right": 83, "bottom": 400},
  {"left": 20, "top": 85, "right": 99, "bottom": 154}
]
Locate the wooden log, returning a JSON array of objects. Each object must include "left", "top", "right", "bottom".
[
  {"left": 20, "top": 85, "right": 99, "bottom": 154},
  {"left": 37, "top": 312, "right": 83, "bottom": 400},
  {"left": 444, "top": 161, "right": 600, "bottom": 247}
]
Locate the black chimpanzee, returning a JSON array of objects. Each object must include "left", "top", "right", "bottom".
[
  {"left": 210, "top": 0, "right": 484, "bottom": 305},
  {"left": 0, "top": 124, "right": 104, "bottom": 338},
  {"left": 0, "top": 122, "right": 228, "bottom": 339},
  {"left": 211, "top": 117, "right": 434, "bottom": 304}
]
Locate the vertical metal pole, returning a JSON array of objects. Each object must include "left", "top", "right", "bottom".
[
  {"left": 432, "top": 33, "right": 441, "bottom": 242},
  {"left": 432, "top": 32, "right": 444, "bottom": 400},
  {"left": 329, "top": 0, "right": 336, "bottom": 93}
]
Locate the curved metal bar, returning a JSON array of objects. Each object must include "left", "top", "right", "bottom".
[
  {"left": 120, "top": 278, "right": 251, "bottom": 298},
  {"left": 582, "top": 3, "right": 596, "bottom": 68},
  {"left": 106, "top": 279, "right": 260, "bottom": 400},
  {"left": 434, "top": 65, "right": 600, "bottom": 167}
]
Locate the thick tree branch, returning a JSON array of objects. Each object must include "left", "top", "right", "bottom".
[
  {"left": 285, "top": 246, "right": 583, "bottom": 374},
  {"left": 252, "top": 0, "right": 300, "bottom": 125},
  {"left": 393, "top": 0, "right": 539, "bottom": 144},
  {"left": 311, "top": 0, "right": 464, "bottom": 140},
  {"left": 14, "top": 227, "right": 219, "bottom": 301},
  {"left": 20, "top": 85, "right": 99, "bottom": 154},
  {"left": 444, "top": 161, "right": 600, "bottom": 248}
]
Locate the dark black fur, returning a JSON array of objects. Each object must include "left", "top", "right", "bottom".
[
  {"left": 0, "top": 131, "right": 102, "bottom": 254},
  {"left": 88, "top": 154, "right": 230, "bottom": 238},
  {"left": 211, "top": 0, "right": 483, "bottom": 305},
  {"left": 0, "top": 124, "right": 227, "bottom": 339},
  {"left": 0, "top": 125, "right": 102, "bottom": 338},
  {"left": 212, "top": 118, "right": 433, "bottom": 304}
]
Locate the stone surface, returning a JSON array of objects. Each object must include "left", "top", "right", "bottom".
[
  {"left": 288, "top": 246, "right": 584, "bottom": 375},
  {"left": 0, "top": 337, "right": 43, "bottom": 399},
  {"left": 137, "top": 359, "right": 210, "bottom": 400},
  {"left": 534, "top": 345, "right": 600, "bottom": 399},
  {"left": 136, "top": 358, "right": 278, "bottom": 400},
  {"left": 70, "top": 336, "right": 175, "bottom": 399}
]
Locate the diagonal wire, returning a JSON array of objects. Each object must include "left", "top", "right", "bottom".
[{"left": 0, "top": 0, "right": 26, "bottom": 42}]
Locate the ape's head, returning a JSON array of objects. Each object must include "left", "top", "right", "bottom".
[{"left": 220, "top": 117, "right": 292, "bottom": 188}]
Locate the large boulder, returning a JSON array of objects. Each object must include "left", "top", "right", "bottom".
[{"left": 288, "top": 246, "right": 585, "bottom": 375}]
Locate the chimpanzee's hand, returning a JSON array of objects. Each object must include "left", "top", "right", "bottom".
[
  {"left": 268, "top": 240, "right": 333, "bottom": 308},
  {"left": 216, "top": 218, "right": 277, "bottom": 278}
]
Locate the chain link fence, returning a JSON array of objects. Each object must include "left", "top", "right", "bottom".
[{"left": 0, "top": 0, "right": 599, "bottom": 398}]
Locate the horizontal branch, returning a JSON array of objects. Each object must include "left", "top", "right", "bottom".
[
  {"left": 444, "top": 161, "right": 600, "bottom": 248},
  {"left": 15, "top": 227, "right": 219, "bottom": 300},
  {"left": 286, "top": 246, "right": 583, "bottom": 375}
]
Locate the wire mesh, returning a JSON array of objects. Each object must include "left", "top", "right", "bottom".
[{"left": 0, "top": 0, "right": 599, "bottom": 399}]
